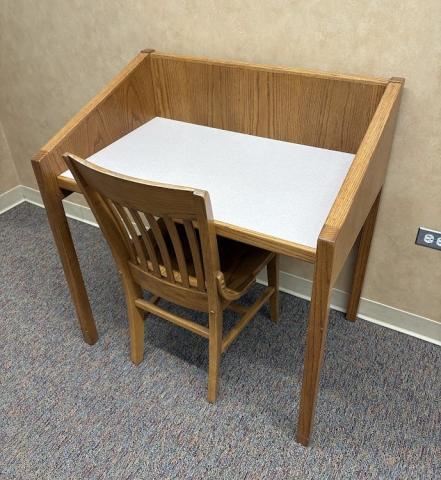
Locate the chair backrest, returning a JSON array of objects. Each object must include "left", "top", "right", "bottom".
[{"left": 64, "top": 153, "right": 220, "bottom": 311}]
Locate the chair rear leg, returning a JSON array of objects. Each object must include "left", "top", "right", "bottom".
[
  {"left": 267, "top": 255, "right": 280, "bottom": 322},
  {"left": 128, "top": 302, "right": 145, "bottom": 365},
  {"left": 207, "top": 304, "right": 223, "bottom": 403},
  {"left": 121, "top": 275, "right": 145, "bottom": 365}
]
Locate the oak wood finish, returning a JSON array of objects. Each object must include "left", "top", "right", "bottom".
[
  {"left": 214, "top": 221, "right": 317, "bottom": 262},
  {"left": 296, "top": 78, "right": 404, "bottom": 445},
  {"left": 322, "top": 79, "right": 404, "bottom": 282},
  {"left": 64, "top": 153, "right": 278, "bottom": 401},
  {"left": 42, "top": 52, "right": 156, "bottom": 160},
  {"left": 296, "top": 238, "right": 334, "bottom": 446},
  {"left": 221, "top": 286, "right": 275, "bottom": 352},
  {"left": 135, "top": 298, "right": 210, "bottom": 338},
  {"left": 152, "top": 52, "right": 390, "bottom": 85},
  {"left": 32, "top": 50, "right": 404, "bottom": 446},
  {"left": 55, "top": 173, "right": 318, "bottom": 262},
  {"left": 32, "top": 151, "right": 98, "bottom": 345},
  {"left": 267, "top": 255, "right": 280, "bottom": 322},
  {"left": 346, "top": 191, "right": 382, "bottom": 321},
  {"left": 150, "top": 53, "right": 386, "bottom": 154},
  {"left": 32, "top": 50, "right": 157, "bottom": 342}
]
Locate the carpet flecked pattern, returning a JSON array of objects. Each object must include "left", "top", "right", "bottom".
[{"left": 1, "top": 203, "right": 440, "bottom": 479}]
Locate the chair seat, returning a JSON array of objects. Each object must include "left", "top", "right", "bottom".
[{"left": 142, "top": 220, "right": 273, "bottom": 295}]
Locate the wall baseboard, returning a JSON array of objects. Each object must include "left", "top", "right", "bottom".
[
  {"left": 0, "top": 185, "right": 26, "bottom": 214},
  {"left": 257, "top": 271, "right": 441, "bottom": 345},
  {"left": 2, "top": 185, "right": 440, "bottom": 346}
]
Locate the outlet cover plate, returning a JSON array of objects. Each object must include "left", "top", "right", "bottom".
[{"left": 415, "top": 227, "right": 441, "bottom": 251}]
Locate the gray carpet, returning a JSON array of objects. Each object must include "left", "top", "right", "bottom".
[{"left": 1, "top": 203, "right": 440, "bottom": 479}]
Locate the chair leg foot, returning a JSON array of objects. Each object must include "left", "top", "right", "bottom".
[
  {"left": 127, "top": 295, "right": 145, "bottom": 365},
  {"left": 207, "top": 351, "right": 221, "bottom": 402},
  {"left": 267, "top": 255, "right": 280, "bottom": 322},
  {"left": 207, "top": 372, "right": 219, "bottom": 403}
]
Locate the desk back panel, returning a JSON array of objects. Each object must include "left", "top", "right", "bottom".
[
  {"left": 35, "top": 51, "right": 388, "bottom": 178},
  {"left": 150, "top": 54, "right": 386, "bottom": 154}
]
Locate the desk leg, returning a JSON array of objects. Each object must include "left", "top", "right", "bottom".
[
  {"left": 346, "top": 192, "right": 382, "bottom": 322},
  {"left": 33, "top": 161, "right": 98, "bottom": 345},
  {"left": 297, "top": 239, "right": 333, "bottom": 446}
]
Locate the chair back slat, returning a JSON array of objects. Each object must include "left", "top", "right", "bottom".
[
  {"left": 64, "top": 154, "right": 221, "bottom": 306},
  {"left": 143, "top": 213, "right": 174, "bottom": 282},
  {"left": 130, "top": 209, "right": 161, "bottom": 277},
  {"left": 106, "top": 199, "right": 138, "bottom": 263},
  {"left": 163, "top": 216, "right": 190, "bottom": 288},
  {"left": 183, "top": 219, "right": 205, "bottom": 291},
  {"left": 114, "top": 203, "right": 148, "bottom": 269}
]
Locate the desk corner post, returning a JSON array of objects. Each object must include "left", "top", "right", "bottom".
[
  {"left": 296, "top": 235, "right": 335, "bottom": 446},
  {"left": 346, "top": 191, "right": 382, "bottom": 321},
  {"left": 31, "top": 151, "right": 98, "bottom": 345}
]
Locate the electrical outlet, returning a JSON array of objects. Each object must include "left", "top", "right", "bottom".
[{"left": 415, "top": 227, "right": 441, "bottom": 251}]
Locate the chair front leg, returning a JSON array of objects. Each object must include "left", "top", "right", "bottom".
[
  {"left": 207, "top": 303, "right": 223, "bottom": 403},
  {"left": 121, "top": 275, "right": 145, "bottom": 365},
  {"left": 128, "top": 302, "right": 145, "bottom": 365}
]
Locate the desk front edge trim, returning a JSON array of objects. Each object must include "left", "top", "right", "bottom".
[{"left": 56, "top": 173, "right": 317, "bottom": 262}]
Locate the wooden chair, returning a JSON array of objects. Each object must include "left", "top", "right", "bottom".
[{"left": 64, "top": 153, "right": 279, "bottom": 402}]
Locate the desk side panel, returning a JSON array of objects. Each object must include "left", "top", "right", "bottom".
[
  {"left": 321, "top": 80, "right": 404, "bottom": 280},
  {"left": 151, "top": 54, "right": 386, "bottom": 154},
  {"left": 33, "top": 52, "right": 156, "bottom": 178}
]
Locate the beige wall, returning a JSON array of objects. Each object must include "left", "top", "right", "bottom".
[
  {"left": 0, "top": 121, "right": 19, "bottom": 193},
  {"left": 0, "top": 1, "right": 440, "bottom": 322}
]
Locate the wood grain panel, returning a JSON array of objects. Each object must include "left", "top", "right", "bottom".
[
  {"left": 151, "top": 53, "right": 386, "bottom": 153},
  {"left": 346, "top": 191, "right": 382, "bottom": 321},
  {"left": 37, "top": 52, "right": 156, "bottom": 178},
  {"left": 297, "top": 237, "right": 334, "bottom": 446},
  {"left": 31, "top": 151, "right": 98, "bottom": 345},
  {"left": 152, "top": 52, "right": 389, "bottom": 85},
  {"left": 321, "top": 79, "right": 404, "bottom": 280},
  {"left": 31, "top": 51, "right": 157, "bottom": 345}
]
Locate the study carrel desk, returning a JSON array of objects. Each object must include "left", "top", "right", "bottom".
[{"left": 32, "top": 49, "right": 404, "bottom": 445}]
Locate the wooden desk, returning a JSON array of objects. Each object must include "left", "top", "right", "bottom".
[{"left": 32, "top": 50, "right": 404, "bottom": 445}]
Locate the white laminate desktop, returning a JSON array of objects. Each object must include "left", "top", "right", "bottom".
[{"left": 60, "top": 117, "right": 354, "bottom": 248}]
